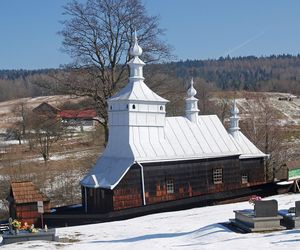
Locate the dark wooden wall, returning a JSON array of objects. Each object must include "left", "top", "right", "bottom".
[
  {"left": 82, "top": 156, "right": 266, "bottom": 213},
  {"left": 112, "top": 156, "right": 266, "bottom": 210},
  {"left": 240, "top": 158, "right": 266, "bottom": 185},
  {"left": 82, "top": 187, "right": 113, "bottom": 213}
]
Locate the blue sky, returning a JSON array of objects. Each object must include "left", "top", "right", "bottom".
[{"left": 1, "top": 0, "right": 300, "bottom": 69}]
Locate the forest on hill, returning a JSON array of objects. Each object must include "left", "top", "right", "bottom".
[{"left": 0, "top": 54, "right": 300, "bottom": 102}]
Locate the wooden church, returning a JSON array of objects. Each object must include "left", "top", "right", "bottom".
[{"left": 80, "top": 33, "right": 267, "bottom": 213}]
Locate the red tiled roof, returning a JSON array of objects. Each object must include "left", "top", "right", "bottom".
[
  {"left": 59, "top": 109, "right": 97, "bottom": 119},
  {"left": 11, "top": 181, "right": 49, "bottom": 204}
]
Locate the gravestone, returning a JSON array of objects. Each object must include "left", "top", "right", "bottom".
[
  {"left": 280, "top": 200, "right": 300, "bottom": 229},
  {"left": 254, "top": 200, "right": 278, "bottom": 217},
  {"left": 230, "top": 199, "right": 285, "bottom": 232},
  {"left": 2, "top": 229, "right": 57, "bottom": 245},
  {"left": 295, "top": 201, "right": 300, "bottom": 217}
]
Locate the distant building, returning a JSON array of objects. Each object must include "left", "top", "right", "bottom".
[
  {"left": 59, "top": 109, "right": 97, "bottom": 128},
  {"left": 276, "top": 160, "right": 300, "bottom": 192},
  {"left": 8, "top": 181, "right": 50, "bottom": 226},
  {"left": 33, "top": 102, "right": 98, "bottom": 130},
  {"left": 80, "top": 32, "right": 267, "bottom": 213},
  {"left": 32, "top": 102, "right": 60, "bottom": 117}
]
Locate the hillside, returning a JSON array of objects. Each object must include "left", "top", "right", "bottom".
[
  {"left": 1, "top": 55, "right": 300, "bottom": 103},
  {"left": 0, "top": 95, "right": 103, "bottom": 212},
  {"left": 0, "top": 95, "right": 85, "bottom": 133}
]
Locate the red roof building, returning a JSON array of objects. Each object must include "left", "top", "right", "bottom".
[
  {"left": 59, "top": 109, "right": 97, "bottom": 128},
  {"left": 59, "top": 109, "right": 97, "bottom": 119},
  {"left": 8, "top": 181, "right": 50, "bottom": 226}
]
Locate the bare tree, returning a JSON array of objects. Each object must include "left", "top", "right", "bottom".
[
  {"left": 27, "top": 113, "right": 64, "bottom": 162},
  {"left": 240, "top": 95, "right": 290, "bottom": 181},
  {"left": 7, "top": 102, "right": 30, "bottom": 145},
  {"left": 35, "top": 0, "right": 171, "bottom": 143}
]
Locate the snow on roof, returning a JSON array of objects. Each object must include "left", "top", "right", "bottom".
[{"left": 108, "top": 80, "right": 168, "bottom": 103}]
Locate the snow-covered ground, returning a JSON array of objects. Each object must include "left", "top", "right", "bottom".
[
  {"left": 237, "top": 93, "right": 300, "bottom": 126},
  {"left": 1, "top": 193, "right": 300, "bottom": 249}
]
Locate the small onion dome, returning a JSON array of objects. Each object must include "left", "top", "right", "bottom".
[
  {"left": 231, "top": 99, "right": 239, "bottom": 115},
  {"left": 130, "top": 30, "right": 143, "bottom": 57},
  {"left": 187, "top": 78, "right": 197, "bottom": 97}
]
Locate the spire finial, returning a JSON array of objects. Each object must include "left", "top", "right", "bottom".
[
  {"left": 130, "top": 30, "right": 143, "bottom": 57},
  {"left": 185, "top": 78, "right": 199, "bottom": 123},
  {"left": 187, "top": 78, "right": 197, "bottom": 97},
  {"left": 229, "top": 98, "right": 240, "bottom": 137},
  {"left": 134, "top": 29, "right": 138, "bottom": 42},
  {"left": 231, "top": 98, "right": 239, "bottom": 115}
]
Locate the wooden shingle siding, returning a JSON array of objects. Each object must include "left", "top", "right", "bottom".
[{"left": 111, "top": 156, "right": 265, "bottom": 211}]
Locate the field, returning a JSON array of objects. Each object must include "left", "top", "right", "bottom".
[{"left": 0, "top": 95, "right": 104, "bottom": 216}]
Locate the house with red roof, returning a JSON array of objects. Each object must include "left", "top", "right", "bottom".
[{"left": 59, "top": 109, "right": 98, "bottom": 130}]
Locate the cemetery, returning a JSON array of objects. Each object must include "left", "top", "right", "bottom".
[
  {"left": 230, "top": 199, "right": 285, "bottom": 232},
  {"left": 230, "top": 197, "right": 300, "bottom": 233},
  {"left": 0, "top": 218, "right": 56, "bottom": 245},
  {"left": 278, "top": 200, "right": 300, "bottom": 229}
]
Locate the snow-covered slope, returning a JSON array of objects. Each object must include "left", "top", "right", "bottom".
[
  {"left": 1, "top": 193, "right": 300, "bottom": 250},
  {"left": 237, "top": 93, "right": 300, "bottom": 126}
]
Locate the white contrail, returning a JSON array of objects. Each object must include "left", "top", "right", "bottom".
[{"left": 223, "top": 31, "right": 266, "bottom": 57}]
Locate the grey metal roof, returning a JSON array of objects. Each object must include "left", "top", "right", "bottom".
[
  {"left": 81, "top": 114, "right": 265, "bottom": 189},
  {"left": 108, "top": 80, "right": 169, "bottom": 103}
]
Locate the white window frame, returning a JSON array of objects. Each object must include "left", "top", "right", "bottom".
[
  {"left": 213, "top": 168, "right": 223, "bottom": 184},
  {"left": 166, "top": 179, "right": 174, "bottom": 194},
  {"left": 242, "top": 174, "right": 248, "bottom": 184}
]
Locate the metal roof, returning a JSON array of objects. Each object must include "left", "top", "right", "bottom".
[
  {"left": 81, "top": 114, "right": 265, "bottom": 189},
  {"left": 81, "top": 33, "right": 266, "bottom": 190},
  {"left": 130, "top": 115, "right": 241, "bottom": 162},
  {"left": 108, "top": 80, "right": 168, "bottom": 103},
  {"left": 229, "top": 132, "right": 266, "bottom": 159}
]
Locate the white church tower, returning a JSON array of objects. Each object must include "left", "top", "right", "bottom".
[
  {"left": 229, "top": 99, "right": 240, "bottom": 138},
  {"left": 185, "top": 78, "right": 199, "bottom": 123},
  {"left": 105, "top": 31, "right": 169, "bottom": 158}
]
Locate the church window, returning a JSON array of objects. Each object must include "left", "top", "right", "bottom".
[
  {"left": 213, "top": 168, "right": 223, "bottom": 184},
  {"left": 126, "top": 104, "right": 128, "bottom": 109},
  {"left": 166, "top": 179, "right": 174, "bottom": 194},
  {"left": 241, "top": 174, "right": 248, "bottom": 184},
  {"left": 132, "top": 104, "right": 136, "bottom": 109},
  {"left": 110, "top": 105, "right": 112, "bottom": 110},
  {"left": 160, "top": 106, "right": 163, "bottom": 111}
]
